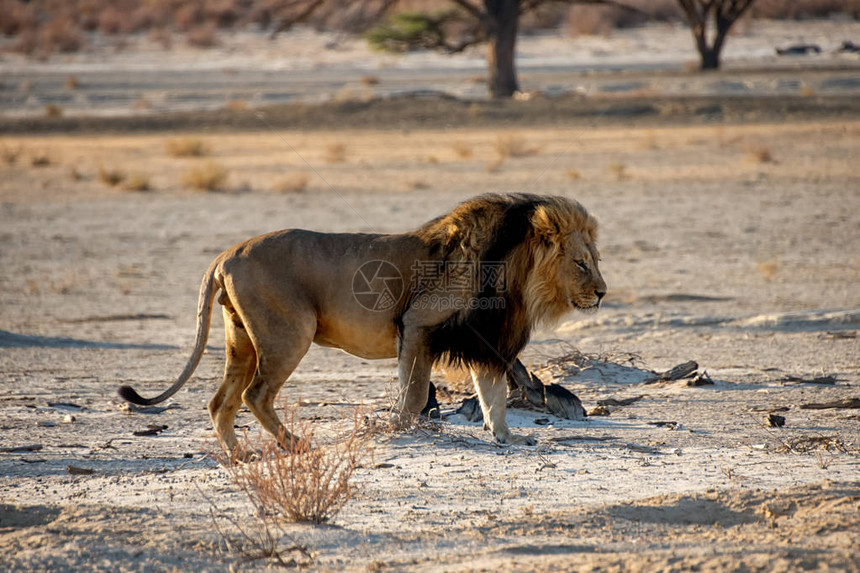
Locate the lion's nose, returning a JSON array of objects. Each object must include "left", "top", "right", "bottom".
[{"left": 595, "top": 290, "right": 606, "bottom": 303}]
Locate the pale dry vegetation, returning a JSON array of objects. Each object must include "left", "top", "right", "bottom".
[
  {"left": 181, "top": 161, "right": 229, "bottom": 191},
  {"left": 495, "top": 134, "right": 537, "bottom": 159},
  {"left": 97, "top": 166, "right": 126, "bottom": 187},
  {"left": 323, "top": 143, "right": 347, "bottom": 164},
  {"left": 273, "top": 173, "right": 309, "bottom": 193},
  {"left": 220, "top": 402, "right": 367, "bottom": 524},
  {"left": 165, "top": 137, "right": 210, "bottom": 158}
]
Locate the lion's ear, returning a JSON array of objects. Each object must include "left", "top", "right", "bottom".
[{"left": 530, "top": 205, "right": 562, "bottom": 243}]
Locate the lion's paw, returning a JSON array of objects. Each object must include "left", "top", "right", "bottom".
[{"left": 495, "top": 432, "right": 537, "bottom": 447}]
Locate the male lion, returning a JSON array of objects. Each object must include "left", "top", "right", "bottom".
[{"left": 119, "top": 193, "right": 606, "bottom": 452}]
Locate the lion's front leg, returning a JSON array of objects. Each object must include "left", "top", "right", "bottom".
[
  {"left": 392, "top": 328, "right": 432, "bottom": 429},
  {"left": 471, "top": 367, "right": 536, "bottom": 446}
]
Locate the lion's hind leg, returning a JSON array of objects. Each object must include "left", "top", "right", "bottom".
[
  {"left": 240, "top": 315, "right": 315, "bottom": 452},
  {"left": 209, "top": 306, "right": 256, "bottom": 456}
]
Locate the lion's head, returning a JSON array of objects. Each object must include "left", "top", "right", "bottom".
[
  {"left": 418, "top": 193, "right": 607, "bottom": 370},
  {"left": 519, "top": 196, "right": 607, "bottom": 323}
]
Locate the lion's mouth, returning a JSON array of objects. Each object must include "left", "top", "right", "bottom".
[{"left": 570, "top": 299, "right": 600, "bottom": 312}]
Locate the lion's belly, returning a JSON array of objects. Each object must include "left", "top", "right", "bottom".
[{"left": 313, "top": 317, "right": 398, "bottom": 360}]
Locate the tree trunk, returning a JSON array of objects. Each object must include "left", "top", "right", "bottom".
[
  {"left": 700, "top": 47, "right": 719, "bottom": 70},
  {"left": 485, "top": 0, "right": 520, "bottom": 98}
]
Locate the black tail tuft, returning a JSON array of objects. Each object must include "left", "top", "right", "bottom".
[{"left": 118, "top": 385, "right": 149, "bottom": 405}]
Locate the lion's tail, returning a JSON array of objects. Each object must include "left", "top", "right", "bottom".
[{"left": 118, "top": 258, "right": 221, "bottom": 406}]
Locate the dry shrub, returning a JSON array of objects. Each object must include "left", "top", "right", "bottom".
[
  {"left": 186, "top": 22, "right": 218, "bottom": 48},
  {"left": 756, "top": 259, "right": 779, "bottom": 281},
  {"left": 63, "top": 76, "right": 78, "bottom": 90},
  {"left": 752, "top": 0, "right": 860, "bottom": 19},
  {"left": 121, "top": 172, "right": 152, "bottom": 192},
  {"left": 360, "top": 75, "right": 380, "bottom": 86},
  {"left": 98, "top": 166, "right": 126, "bottom": 187},
  {"left": 407, "top": 179, "right": 429, "bottom": 190},
  {"left": 273, "top": 173, "right": 309, "bottom": 194},
  {"left": 452, "top": 141, "right": 473, "bottom": 160},
  {"left": 99, "top": 6, "right": 130, "bottom": 35},
  {"left": 181, "top": 161, "right": 229, "bottom": 191},
  {"left": 495, "top": 134, "right": 537, "bottom": 159},
  {"left": 68, "top": 166, "right": 84, "bottom": 181},
  {"left": 323, "top": 143, "right": 347, "bottom": 163},
  {"left": 44, "top": 104, "right": 63, "bottom": 118},
  {"left": 485, "top": 158, "right": 504, "bottom": 173},
  {"left": 41, "top": 16, "right": 83, "bottom": 54},
  {"left": 30, "top": 152, "right": 51, "bottom": 167},
  {"left": 567, "top": 0, "right": 679, "bottom": 35},
  {"left": 2, "top": 146, "right": 22, "bottom": 166},
  {"left": 748, "top": 146, "right": 775, "bottom": 164},
  {"left": 222, "top": 403, "right": 365, "bottom": 524},
  {"left": 165, "top": 138, "right": 209, "bottom": 157},
  {"left": 607, "top": 161, "right": 628, "bottom": 180},
  {"left": 224, "top": 99, "right": 248, "bottom": 111}
]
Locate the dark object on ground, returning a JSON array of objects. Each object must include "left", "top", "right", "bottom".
[
  {"left": 449, "top": 358, "right": 586, "bottom": 422},
  {"left": 133, "top": 424, "right": 168, "bottom": 436},
  {"left": 776, "top": 44, "right": 821, "bottom": 56},
  {"left": 422, "top": 382, "right": 441, "bottom": 419},
  {"left": 799, "top": 398, "right": 860, "bottom": 410},
  {"left": 783, "top": 374, "right": 838, "bottom": 385},
  {"left": 649, "top": 421, "right": 679, "bottom": 430},
  {"left": 67, "top": 465, "right": 95, "bottom": 475},
  {"left": 456, "top": 396, "right": 483, "bottom": 422},
  {"left": 0, "top": 444, "right": 42, "bottom": 453},
  {"left": 686, "top": 371, "right": 714, "bottom": 387},
  {"left": 766, "top": 414, "right": 786, "bottom": 428},
  {"left": 838, "top": 41, "right": 860, "bottom": 53},
  {"left": 508, "top": 359, "right": 586, "bottom": 420},
  {"left": 598, "top": 395, "right": 644, "bottom": 407},
  {"left": 645, "top": 361, "right": 699, "bottom": 384}
]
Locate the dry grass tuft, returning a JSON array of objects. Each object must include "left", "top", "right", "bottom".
[
  {"left": 186, "top": 23, "right": 218, "bottom": 48},
  {"left": 607, "top": 161, "right": 628, "bottom": 180},
  {"left": 221, "top": 402, "right": 366, "bottom": 524},
  {"left": 44, "top": 104, "right": 63, "bottom": 118},
  {"left": 181, "top": 161, "right": 229, "bottom": 191},
  {"left": 63, "top": 75, "right": 78, "bottom": 90},
  {"left": 565, "top": 168, "right": 581, "bottom": 181},
  {"left": 30, "top": 152, "right": 51, "bottom": 167},
  {"left": 748, "top": 146, "right": 775, "bottom": 164},
  {"left": 98, "top": 166, "right": 126, "bottom": 187},
  {"left": 484, "top": 158, "right": 505, "bottom": 173},
  {"left": 360, "top": 75, "right": 380, "bottom": 86},
  {"left": 2, "top": 146, "right": 23, "bottom": 166},
  {"left": 452, "top": 141, "right": 473, "bottom": 160},
  {"left": 224, "top": 99, "right": 248, "bottom": 111},
  {"left": 165, "top": 137, "right": 209, "bottom": 157},
  {"left": 323, "top": 143, "right": 347, "bottom": 164},
  {"left": 756, "top": 259, "right": 779, "bottom": 281},
  {"left": 68, "top": 166, "right": 84, "bottom": 181},
  {"left": 495, "top": 135, "right": 537, "bottom": 159},
  {"left": 407, "top": 179, "right": 429, "bottom": 190},
  {"left": 121, "top": 172, "right": 152, "bottom": 192},
  {"left": 273, "top": 173, "right": 309, "bottom": 194}
]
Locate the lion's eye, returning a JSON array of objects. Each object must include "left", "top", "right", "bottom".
[{"left": 576, "top": 261, "right": 589, "bottom": 272}]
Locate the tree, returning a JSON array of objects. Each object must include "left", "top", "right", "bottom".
[
  {"left": 267, "top": 0, "right": 634, "bottom": 99},
  {"left": 676, "top": 0, "right": 758, "bottom": 70}
]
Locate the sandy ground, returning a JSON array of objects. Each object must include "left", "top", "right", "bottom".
[{"left": 1, "top": 110, "right": 859, "bottom": 571}]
